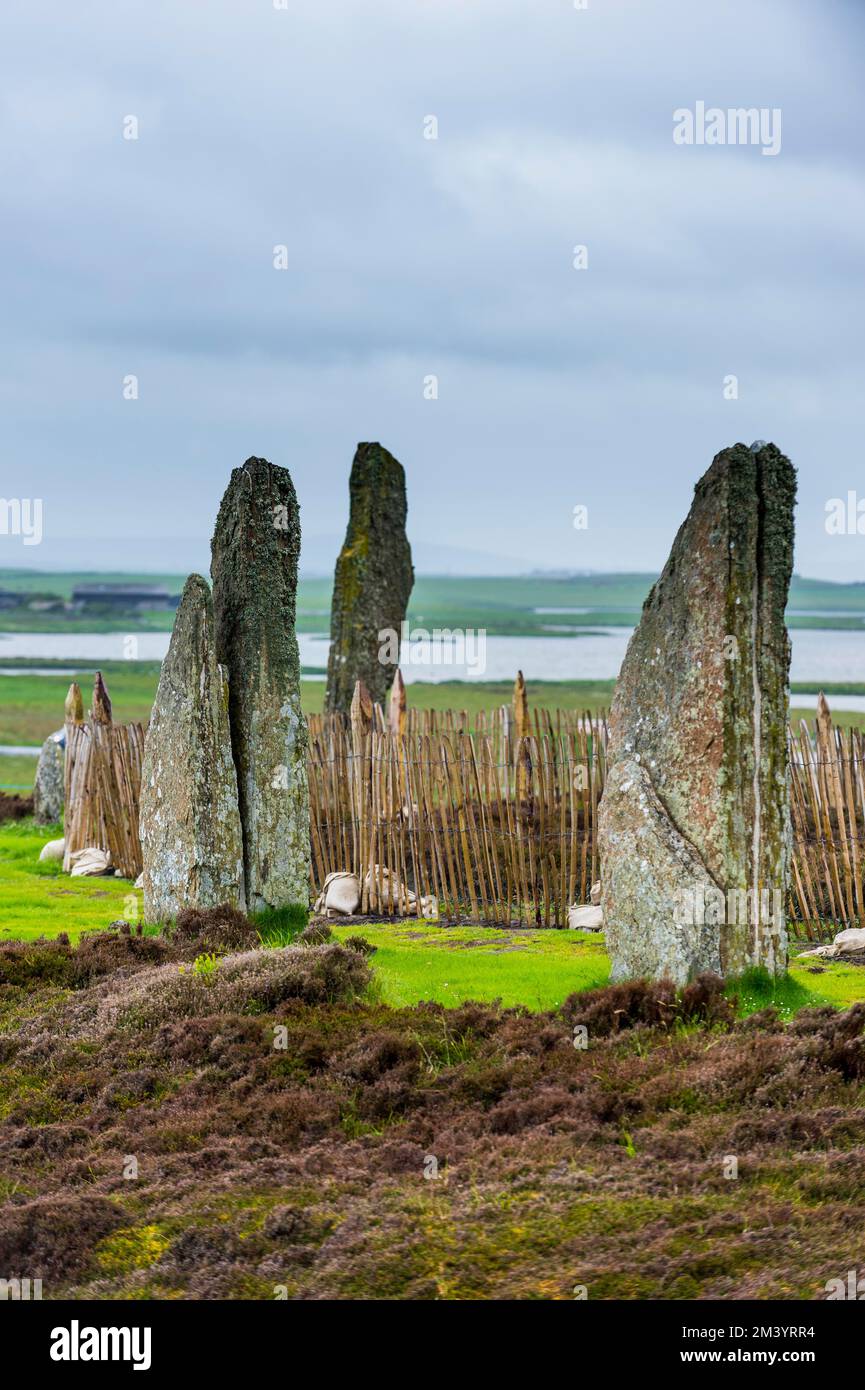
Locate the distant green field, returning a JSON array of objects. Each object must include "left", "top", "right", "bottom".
[
  {"left": 0, "top": 754, "right": 40, "bottom": 792},
  {"left": 0, "top": 569, "right": 186, "bottom": 599},
  {"left": 0, "top": 664, "right": 162, "bottom": 746},
  {"left": 3, "top": 569, "right": 865, "bottom": 635},
  {"left": 0, "top": 669, "right": 617, "bottom": 753},
  {"left": 1, "top": 661, "right": 863, "bottom": 788},
  {"left": 0, "top": 670, "right": 619, "bottom": 792}
]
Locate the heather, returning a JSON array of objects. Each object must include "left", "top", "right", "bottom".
[{"left": 2, "top": 931, "right": 865, "bottom": 1299}]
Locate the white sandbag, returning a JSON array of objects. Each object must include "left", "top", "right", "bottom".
[
  {"left": 314, "top": 871, "right": 362, "bottom": 918},
  {"left": 568, "top": 904, "right": 604, "bottom": 931},
  {"left": 38, "top": 837, "right": 65, "bottom": 863},
  {"left": 69, "top": 847, "right": 113, "bottom": 878}
]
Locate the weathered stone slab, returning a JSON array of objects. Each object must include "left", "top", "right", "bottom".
[
  {"left": 140, "top": 574, "right": 245, "bottom": 921},
  {"left": 211, "top": 457, "right": 310, "bottom": 913},
  {"left": 599, "top": 442, "right": 796, "bottom": 985},
  {"left": 33, "top": 730, "right": 65, "bottom": 825},
  {"left": 325, "top": 442, "right": 414, "bottom": 714}
]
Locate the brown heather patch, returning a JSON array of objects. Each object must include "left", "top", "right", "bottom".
[
  {"left": 0, "top": 792, "right": 34, "bottom": 823},
  {"left": 1, "top": 953, "right": 865, "bottom": 1299}
]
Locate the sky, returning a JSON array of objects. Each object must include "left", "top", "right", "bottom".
[{"left": 1, "top": 0, "right": 863, "bottom": 579}]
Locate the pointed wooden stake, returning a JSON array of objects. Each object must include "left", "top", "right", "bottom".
[
  {"left": 350, "top": 678, "right": 373, "bottom": 742},
  {"left": 513, "top": 670, "right": 531, "bottom": 804},
  {"left": 816, "top": 689, "right": 832, "bottom": 744},
  {"left": 513, "top": 670, "right": 529, "bottom": 739},
  {"left": 91, "top": 671, "right": 113, "bottom": 725},
  {"left": 388, "top": 668, "right": 407, "bottom": 738},
  {"left": 65, "top": 682, "right": 84, "bottom": 725}
]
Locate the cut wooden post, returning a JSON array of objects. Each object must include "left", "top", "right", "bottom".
[
  {"left": 513, "top": 669, "right": 531, "bottom": 806},
  {"left": 387, "top": 667, "right": 408, "bottom": 821},
  {"left": 513, "top": 670, "right": 529, "bottom": 739},
  {"left": 388, "top": 668, "right": 407, "bottom": 738},
  {"left": 350, "top": 678, "right": 374, "bottom": 744},
  {"left": 65, "top": 682, "right": 84, "bottom": 726},
  {"left": 63, "top": 682, "right": 85, "bottom": 824},
  {"left": 91, "top": 670, "right": 113, "bottom": 725},
  {"left": 350, "top": 680, "right": 374, "bottom": 909}
]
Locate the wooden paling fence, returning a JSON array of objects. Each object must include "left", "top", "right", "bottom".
[
  {"left": 789, "top": 708, "right": 865, "bottom": 939},
  {"left": 58, "top": 672, "right": 865, "bottom": 939},
  {"left": 63, "top": 677, "right": 145, "bottom": 881},
  {"left": 307, "top": 703, "right": 607, "bottom": 926},
  {"left": 309, "top": 700, "right": 865, "bottom": 939}
]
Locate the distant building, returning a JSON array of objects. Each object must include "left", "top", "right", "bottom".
[
  {"left": 26, "top": 598, "right": 65, "bottom": 613},
  {"left": 71, "top": 583, "right": 180, "bottom": 613}
]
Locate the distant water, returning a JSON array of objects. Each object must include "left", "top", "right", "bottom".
[{"left": 0, "top": 627, "right": 862, "bottom": 690}]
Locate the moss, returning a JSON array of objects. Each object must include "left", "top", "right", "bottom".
[
  {"left": 325, "top": 443, "right": 414, "bottom": 713},
  {"left": 93, "top": 1225, "right": 172, "bottom": 1276}
]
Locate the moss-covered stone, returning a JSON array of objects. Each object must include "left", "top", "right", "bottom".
[
  {"left": 140, "top": 574, "right": 245, "bottom": 921},
  {"left": 211, "top": 458, "right": 310, "bottom": 913},
  {"left": 325, "top": 442, "right": 414, "bottom": 714},
  {"left": 599, "top": 442, "right": 796, "bottom": 984}
]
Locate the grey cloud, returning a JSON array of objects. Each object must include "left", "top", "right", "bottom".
[{"left": 0, "top": 0, "right": 862, "bottom": 579}]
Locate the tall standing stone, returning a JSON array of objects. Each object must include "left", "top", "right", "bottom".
[
  {"left": 211, "top": 457, "right": 310, "bottom": 913},
  {"left": 140, "top": 574, "right": 245, "bottom": 921},
  {"left": 599, "top": 442, "right": 796, "bottom": 985},
  {"left": 325, "top": 442, "right": 414, "bottom": 714}
]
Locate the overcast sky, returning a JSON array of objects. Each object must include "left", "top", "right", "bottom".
[{"left": 1, "top": 0, "right": 863, "bottom": 578}]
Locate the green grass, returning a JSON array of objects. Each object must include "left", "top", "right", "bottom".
[
  {"left": 0, "top": 568, "right": 186, "bottom": 600},
  {"left": 0, "top": 819, "right": 137, "bottom": 943},
  {"left": 253, "top": 903, "right": 309, "bottom": 947},
  {"left": 3, "top": 818, "right": 865, "bottom": 1016},
  {"left": 0, "top": 609, "right": 178, "bottom": 633},
  {"left": 0, "top": 753, "right": 37, "bottom": 791},
  {"left": 788, "top": 954, "right": 865, "bottom": 1008},
  {"left": 330, "top": 921, "right": 610, "bottom": 1009},
  {"left": 725, "top": 964, "right": 816, "bottom": 1019}
]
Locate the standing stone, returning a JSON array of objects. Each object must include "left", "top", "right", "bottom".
[
  {"left": 33, "top": 731, "right": 65, "bottom": 825},
  {"left": 140, "top": 574, "right": 245, "bottom": 921},
  {"left": 211, "top": 457, "right": 310, "bottom": 913},
  {"left": 599, "top": 442, "right": 796, "bottom": 985},
  {"left": 325, "top": 442, "right": 414, "bottom": 715}
]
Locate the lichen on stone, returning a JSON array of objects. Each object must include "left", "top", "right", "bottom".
[
  {"left": 140, "top": 573, "right": 246, "bottom": 922},
  {"left": 211, "top": 458, "right": 311, "bottom": 914},
  {"left": 599, "top": 442, "right": 796, "bottom": 984},
  {"left": 325, "top": 442, "right": 414, "bottom": 714}
]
